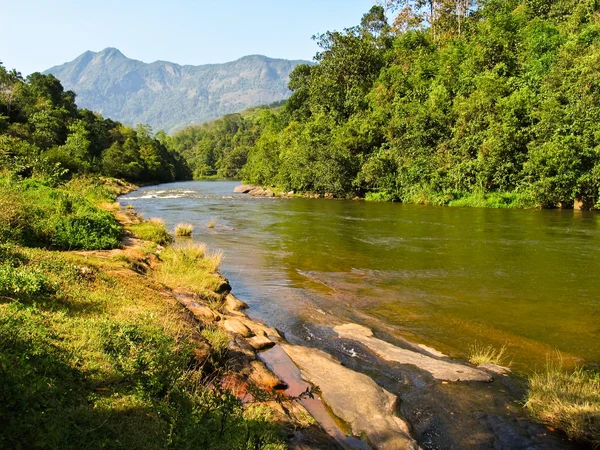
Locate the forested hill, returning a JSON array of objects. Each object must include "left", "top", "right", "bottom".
[
  {"left": 44, "top": 49, "right": 308, "bottom": 133},
  {"left": 179, "top": 0, "right": 600, "bottom": 209},
  {"left": 0, "top": 64, "right": 191, "bottom": 184}
]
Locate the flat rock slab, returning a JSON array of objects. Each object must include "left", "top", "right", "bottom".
[
  {"left": 282, "top": 344, "right": 419, "bottom": 450},
  {"left": 334, "top": 324, "right": 491, "bottom": 382}
]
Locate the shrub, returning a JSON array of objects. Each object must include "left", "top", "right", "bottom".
[
  {"left": 0, "top": 176, "right": 122, "bottom": 250},
  {"left": 0, "top": 265, "right": 54, "bottom": 300}
]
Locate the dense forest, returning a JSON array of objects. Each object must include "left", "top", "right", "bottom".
[
  {"left": 165, "top": 102, "right": 284, "bottom": 179},
  {"left": 175, "top": 0, "right": 600, "bottom": 209},
  {"left": 0, "top": 65, "right": 191, "bottom": 184}
]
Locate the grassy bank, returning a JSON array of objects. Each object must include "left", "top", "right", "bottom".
[
  {"left": 526, "top": 363, "right": 600, "bottom": 446},
  {"left": 0, "top": 176, "right": 285, "bottom": 449}
]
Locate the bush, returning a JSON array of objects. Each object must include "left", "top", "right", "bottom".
[
  {"left": 0, "top": 265, "right": 54, "bottom": 301},
  {"left": 0, "top": 176, "right": 122, "bottom": 250}
]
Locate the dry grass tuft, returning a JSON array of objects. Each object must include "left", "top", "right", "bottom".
[
  {"left": 525, "top": 361, "right": 600, "bottom": 446},
  {"left": 175, "top": 223, "right": 194, "bottom": 237},
  {"left": 468, "top": 343, "right": 509, "bottom": 366},
  {"left": 154, "top": 242, "right": 223, "bottom": 297},
  {"left": 207, "top": 218, "right": 216, "bottom": 229}
]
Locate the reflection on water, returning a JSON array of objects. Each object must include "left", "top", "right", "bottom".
[{"left": 120, "top": 181, "right": 600, "bottom": 371}]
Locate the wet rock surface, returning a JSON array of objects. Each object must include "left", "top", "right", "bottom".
[
  {"left": 288, "top": 321, "right": 580, "bottom": 450},
  {"left": 282, "top": 344, "right": 420, "bottom": 450},
  {"left": 334, "top": 323, "right": 491, "bottom": 382}
]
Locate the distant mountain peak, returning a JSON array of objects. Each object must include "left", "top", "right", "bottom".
[{"left": 44, "top": 49, "right": 308, "bottom": 132}]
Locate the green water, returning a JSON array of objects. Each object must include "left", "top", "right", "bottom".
[{"left": 121, "top": 181, "right": 600, "bottom": 372}]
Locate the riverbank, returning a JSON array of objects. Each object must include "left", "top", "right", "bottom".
[
  {"left": 0, "top": 175, "right": 329, "bottom": 449},
  {"left": 233, "top": 183, "right": 599, "bottom": 210},
  {"left": 2, "top": 176, "right": 598, "bottom": 448}
]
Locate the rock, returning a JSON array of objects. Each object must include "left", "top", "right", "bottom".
[
  {"left": 264, "top": 189, "right": 275, "bottom": 197},
  {"left": 324, "top": 193, "right": 334, "bottom": 199},
  {"left": 247, "top": 335, "right": 275, "bottom": 351},
  {"left": 417, "top": 344, "right": 448, "bottom": 358},
  {"left": 239, "top": 318, "right": 283, "bottom": 342},
  {"left": 224, "top": 294, "right": 249, "bottom": 313},
  {"left": 282, "top": 345, "right": 419, "bottom": 450},
  {"left": 287, "top": 191, "right": 294, "bottom": 196},
  {"left": 334, "top": 323, "right": 492, "bottom": 382},
  {"left": 188, "top": 305, "right": 219, "bottom": 323},
  {"left": 248, "top": 187, "right": 266, "bottom": 196},
  {"left": 248, "top": 360, "right": 288, "bottom": 390},
  {"left": 215, "top": 279, "right": 232, "bottom": 294},
  {"left": 222, "top": 319, "right": 254, "bottom": 338},
  {"left": 234, "top": 184, "right": 256, "bottom": 194},
  {"left": 478, "top": 362, "right": 511, "bottom": 375}
]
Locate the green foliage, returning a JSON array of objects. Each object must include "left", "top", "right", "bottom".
[
  {"left": 0, "top": 61, "right": 191, "bottom": 184},
  {"left": 213, "top": 1, "right": 600, "bottom": 208},
  {"left": 0, "top": 175, "right": 122, "bottom": 250},
  {"left": 166, "top": 106, "right": 283, "bottom": 180}
]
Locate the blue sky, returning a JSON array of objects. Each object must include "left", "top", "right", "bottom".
[{"left": 1, "top": 0, "right": 379, "bottom": 75}]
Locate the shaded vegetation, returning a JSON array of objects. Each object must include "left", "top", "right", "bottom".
[
  {"left": 0, "top": 178, "right": 286, "bottom": 449},
  {"left": 526, "top": 362, "right": 600, "bottom": 446}
]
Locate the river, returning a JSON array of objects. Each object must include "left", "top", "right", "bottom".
[{"left": 120, "top": 180, "right": 600, "bottom": 373}]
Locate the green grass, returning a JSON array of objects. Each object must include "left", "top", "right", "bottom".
[
  {"left": 448, "top": 191, "right": 536, "bottom": 209},
  {"left": 0, "top": 243, "right": 285, "bottom": 449},
  {"left": 202, "top": 326, "right": 231, "bottom": 360},
  {"left": 525, "top": 363, "right": 600, "bottom": 446},
  {"left": 0, "top": 175, "right": 122, "bottom": 250},
  {"left": 129, "top": 218, "right": 172, "bottom": 245},
  {"left": 154, "top": 242, "right": 224, "bottom": 298},
  {"left": 468, "top": 343, "right": 509, "bottom": 366}
]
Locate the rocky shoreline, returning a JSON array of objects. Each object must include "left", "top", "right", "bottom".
[{"left": 116, "top": 188, "right": 580, "bottom": 450}]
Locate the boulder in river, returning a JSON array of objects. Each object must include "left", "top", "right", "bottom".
[{"left": 234, "top": 185, "right": 256, "bottom": 194}]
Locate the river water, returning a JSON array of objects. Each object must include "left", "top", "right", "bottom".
[{"left": 120, "top": 181, "right": 600, "bottom": 372}]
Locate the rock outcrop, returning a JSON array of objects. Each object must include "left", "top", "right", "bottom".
[
  {"left": 334, "top": 323, "right": 492, "bottom": 382},
  {"left": 282, "top": 344, "right": 420, "bottom": 450}
]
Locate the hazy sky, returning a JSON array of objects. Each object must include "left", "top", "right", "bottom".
[{"left": 1, "top": 0, "right": 378, "bottom": 75}]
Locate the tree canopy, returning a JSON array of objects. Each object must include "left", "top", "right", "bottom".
[
  {"left": 226, "top": 1, "right": 600, "bottom": 208},
  {"left": 0, "top": 66, "right": 191, "bottom": 184}
]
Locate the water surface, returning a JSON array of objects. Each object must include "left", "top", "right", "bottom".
[{"left": 121, "top": 181, "right": 600, "bottom": 371}]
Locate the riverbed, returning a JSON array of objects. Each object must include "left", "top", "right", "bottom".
[{"left": 120, "top": 180, "right": 600, "bottom": 372}]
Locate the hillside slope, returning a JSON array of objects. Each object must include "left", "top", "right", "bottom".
[{"left": 45, "top": 48, "right": 307, "bottom": 132}]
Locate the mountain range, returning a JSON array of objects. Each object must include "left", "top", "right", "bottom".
[{"left": 44, "top": 48, "right": 308, "bottom": 132}]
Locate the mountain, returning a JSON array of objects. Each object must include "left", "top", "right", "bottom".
[{"left": 44, "top": 48, "right": 309, "bottom": 132}]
